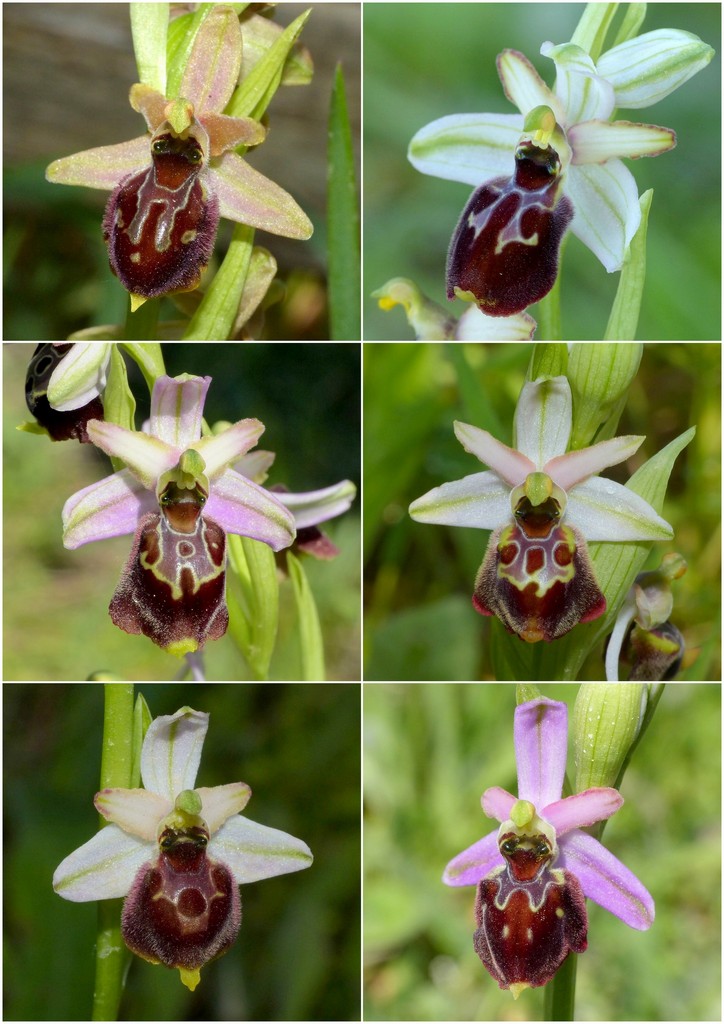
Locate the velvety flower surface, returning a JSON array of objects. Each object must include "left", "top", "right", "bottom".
[
  {"left": 62, "top": 374, "right": 295, "bottom": 655},
  {"left": 445, "top": 697, "right": 653, "bottom": 997},
  {"left": 46, "top": 7, "right": 312, "bottom": 308},
  {"left": 410, "top": 24, "right": 713, "bottom": 279},
  {"left": 53, "top": 707, "right": 313, "bottom": 991},
  {"left": 409, "top": 375, "right": 672, "bottom": 642}
]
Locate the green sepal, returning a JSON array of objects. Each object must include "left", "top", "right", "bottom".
[
  {"left": 130, "top": 691, "right": 152, "bottom": 789},
  {"left": 183, "top": 223, "right": 254, "bottom": 340},
  {"left": 328, "top": 64, "right": 360, "bottom": 341},
  {"left": 226, "top": 8, "right": 312, "bottom": 122},
  {"left": 604, "top": 190, "right": 653, "bottom": 342},
  {"left": 567, "top": 342, "right": 643, "bottom": 449},
  {"left": 131, "top": 1, "right": 169, "bottom": 95},
  {"left": 287, "top": 551, "right": 325, "bottom": 682},
  {"left": 226, "top": 533, "right": 279, "bottom": 680}
]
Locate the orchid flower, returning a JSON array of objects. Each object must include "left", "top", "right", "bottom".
[
  {"left": 605, "top": 552, "right": 687, "bottom": 680},
  {"left": 444, "top": 697, "right": 653, "bottom": 998},
  {"left": 46, "top": 7, "right": 312, "bottom": 311},
  {"left": 62, "top": 374, "right": 295, "bottom": 656},
  {"left": 54, "top": 707, "right": 313, "bottom": 992},
  {"left": 409, "top": 8, "right": 713, "bottom": 316},
  {"left": 24, "top": 343, "right": 110, "bottom": 442},
  {"left": 372, "top": 278, "right": 536, "bottom": 341},
  {"left": 409, "top": 375, "right": 672, "bottom": 642}
]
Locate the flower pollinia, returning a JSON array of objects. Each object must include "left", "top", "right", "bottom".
[
  {"left": 53, "top": 708, "right": 313, "bottom": 991},
  {"left": 444, "top": 697, "right": 653, "bottom": 998},
  {"left": 62, "top": 374, "right": 296, "bottom": 656},
  {"left": 409, "top": 375, "right": 672, "bottom": 643},
  {"left": 46, "top": 7, "right": 312, "bottom": 311},
  {"left": 23, "top": 343, "right": 110, "bottom": 443},
  {"left": 409, "top": 6, "right": 713, "bottom": 316}
]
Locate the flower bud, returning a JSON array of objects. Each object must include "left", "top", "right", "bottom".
[
  {"left": 567, "top": 343, "right": 642, "bottom": 449},
  {"left": 573, "top": 683, "right": 648, "bottom": 791}
]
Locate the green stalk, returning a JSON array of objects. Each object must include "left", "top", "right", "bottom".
[
  {"left": 544, "top": 950, "right": 578, "bottom": 1020},
  {"left": 92, "top": 684, "right": 135, "bottom": 1022},
  {"left": 123, "top": 296, "right": 160, "bottom": 341},
  {"left": 536, "top": 270, "right": 562, "bottom": 340}
]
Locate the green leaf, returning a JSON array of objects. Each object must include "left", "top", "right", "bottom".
[
  {"left": 610, "top": 3, "right": 648, "bottom": 50},
  {"left": 104, "top": 346, "right": 137, "bottom": 472},
  {"left": 131, "top": 2, "right": 169, "bottom": 94},
  {"left": 327, "top": 65, "right": 360, "bottom": 341},
  {"left": 226, "top": 8, "right": 312, "bottom": 120},
  {"left": 226, "top": 534, "right": 279, "bottom": 680},
  {"left": 528, "top": 343, "right": 569, "bottom": 381},
  {"left": 120, "top": 343, "right": 166, "bottom": 395},
  {"left": 287, "top": 552, "right": 325, "bottom": 681},
  {"left": 183, "top": 223, "right": 254, "bottom": 339},
  {"left": 604, "top": 190, "right": 652, "bottom": 341}
]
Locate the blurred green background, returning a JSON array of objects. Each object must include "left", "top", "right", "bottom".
[
  {"left": 363, "top": 3, "right": 720, "bottom": 340},
  {"left": 363, "top": 343, "right": 720, "bottom": 680},
  {"left": 4, "top": 682, "right": 360, "bottom": 1021},
  {"left": 4, "top": 342, "right": 360, "bottom": 681},
  {"left": 363, "top": 682, "right": 721, "bottom": 1021}
]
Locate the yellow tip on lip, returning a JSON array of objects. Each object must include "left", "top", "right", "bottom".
[
  {"left": 129, "top": 293, "right": 148, "bottom": 313},
  {"left": 179, "top": 967, "right": 201, "bottom": 992}
]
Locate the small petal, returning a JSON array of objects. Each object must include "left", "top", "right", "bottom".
[
  {"left": 53, "top": 825, "right": 151, "bottom": 901},
  {"left": 514, "top": 376, "right": 572, "bottom": 468},
  {"left": 47, "top": 343, "right": 111, "bottom": 412},
  {"left": 202, "top": 112, "right": 266, "bottom": 157},
  {"left": 497, "top": 49, "right": 560, "bottom": 120},
  {"left": 543, "top": 788, "right": 623, "bottom": 835},
  {"left": 408, "top": 472, "right": 512, "bottom": 530},
  {"left": 46, "top": 136, "right": 150, "bottom": 190},
  {"left": 86, "top": 421, "right": 176, "bottom": 489},
  {"left": 141, "top": 708, "right": 209, "bottom": 799},
  {"left": 481, "top": 786, "right": 517, "bottom": 822},
  {"left": 204, "top": 468, "right": 296, "bottom": 550},
  {"left": 544, "top": 435, "right": 644, "bottom": 491},
  {"left": 408, "top": 112, "right": 524, "bottom": 187},
  {"left": 442, "top": 829, "right": 501, "bottom": 887},
  {"left": 210, "top": 815, "right": 313, "bottom": 884},
  {"left": 566, "top": 160, "right": 641, "bottom": 273},
  {"left": 558, "top": 829, "right": 654, "bottom": 929},
  {"left": 566, "top": 477, "right": 673, "bottom": 541},
  {"left": 211, "top": 152, "right": 313, "bottom": 239},
  {"left": 149, "top": 375, "right": 210, "bottom": 449},
  {"left": 95, "top": 788, "right": 171, "bottom": 841},
  {"left": 569, "top": 119, "right": 676, "bottom": 164},
  {"left": 180, "top": 6, "right": 242, "bottom": 117},
  {"left": 454, "top": 421, "right": 535, "bottom": 486},
  {"left": 275, "top": 480, "right": 357, "bottom": 530},
  {"left": 196, "top": 782, "right": 252, "bottom": 833},
  {"left": 195, "top": 419, "right": 266, "bottom": 477},
  {"left": 129, "top": 83, "right": 168, "bottom": 131},
  {"left": 597, "top": 29, "right": 714, "bottom": 110},
  {"left": 62, "top": 469, "right": 153, "bottom": 549},
  {"left": 515, "top": 698, "right": 567, "bottom": 808},
  {"left": 234, "top": 449, "right": 276, "bottom": 484}
]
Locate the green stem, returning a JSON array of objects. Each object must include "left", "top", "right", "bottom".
[
  {"left": 544, "top": 951, "right": 578, "bottom": 1020},
  {"left": 92, "top": 684, "right": 135, "bottom": 1022},
  {"left": 123, "top": 296, "right": 160, "bottom": 341}
]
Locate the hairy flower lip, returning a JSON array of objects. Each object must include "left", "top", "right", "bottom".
[
  {"left": 443, "top": 698, "right": 654, "bottom": 931},
  {"left": 409, "top": 24, "right": 713, "bottom": 274}
]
